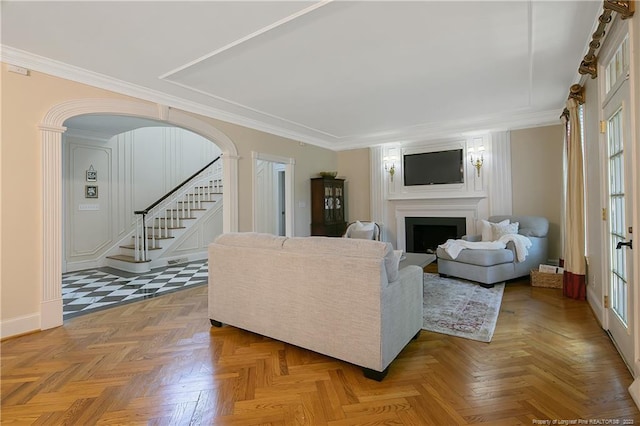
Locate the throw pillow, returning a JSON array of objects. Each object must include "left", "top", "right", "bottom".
[
  {"left": 383, "top": 243, "right": 401, "bottom": 282},
  {"left": 491, "top": 221, "right": 519, "bottom": 239},
  {"left": 355, "top": 221, "right": 375, "bottom": 231},
  {"left": 480, "top": 219, "right": 508, "bottom": 241},
  {"left": 350, "top": 228, "right": 374, "bottom": 240}
]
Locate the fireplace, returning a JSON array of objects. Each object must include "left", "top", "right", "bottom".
[{"left": 405, "top": 217, "right": 466, "bottom": 254}]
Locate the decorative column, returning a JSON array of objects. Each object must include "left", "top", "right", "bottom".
[
  {"left": 222, "top": 153, "right": 239, "bottom": 233},
  {"left": 369, "top": 146, "right": 387, "bottom": 241},
  {"left": 489, "top": 131, "right": 513, "bottom": 216},
  {"left": 39, "top": 124, "right": 66, "bottom": 330}
]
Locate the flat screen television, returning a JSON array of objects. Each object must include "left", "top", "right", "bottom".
[{"left": 403, "top": 149, "right": 464, "bottom": 186}]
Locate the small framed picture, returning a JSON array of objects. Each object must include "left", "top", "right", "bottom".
[
  {"left": 85, "top": 185, "right": 98, "bottom": 198},
  {"left": 86, "top": 169, "right": 97, "bottom": 182}
]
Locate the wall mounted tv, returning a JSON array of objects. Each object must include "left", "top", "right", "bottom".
[{"left": 403, "top": 149, "right": 464, "bottom": 186}]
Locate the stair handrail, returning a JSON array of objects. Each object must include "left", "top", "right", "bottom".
[
  {"left": 135, "top": 156, "right": 221, "bottom": 215},
  {"left": 132, "top": 156, "right": 223, "bottom": 262}
]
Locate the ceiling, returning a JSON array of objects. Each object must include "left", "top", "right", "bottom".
[{"left": 1, "top": 1, "right": 601, "bottom": 150}]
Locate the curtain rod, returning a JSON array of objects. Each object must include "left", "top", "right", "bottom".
[
  {"left": 579, "top": 1, "right": 634, "bottom": 79},
  {"left": 564, "top": 0, "right": 634, "bottom": 107}
]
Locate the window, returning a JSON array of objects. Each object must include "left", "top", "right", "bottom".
[{"left": 605, "top": 35, "right": 629, "bottom": 95}]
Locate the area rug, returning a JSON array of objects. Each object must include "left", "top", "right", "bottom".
[{"left": 422, "top": 273, "right": 505, "bottom": 343}]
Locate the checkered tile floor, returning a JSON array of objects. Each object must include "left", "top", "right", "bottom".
[{"left": 62, "top": 261, "right": 208, "bottom": 320}]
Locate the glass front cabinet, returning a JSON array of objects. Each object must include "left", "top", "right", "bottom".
[{"left": 310, "top": 177, "right": 347, "bottom": 236}]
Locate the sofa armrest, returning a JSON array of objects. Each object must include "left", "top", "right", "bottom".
[
  {"left": 380, "top": 265, "right": 424, "bottom": 370},
  {"left": 463, "top": 234, "right": 481, "bottom": 242}
]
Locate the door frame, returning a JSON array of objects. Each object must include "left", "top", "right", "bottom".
[
  {"left": 597, "top": 16, "right": 638, "bottom": 379},
  {"left": 251, "top": 151, "right": 295, "bottom": 237}
]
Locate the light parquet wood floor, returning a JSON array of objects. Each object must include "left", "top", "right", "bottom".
[{"left": 2, "top": 277, "right": 639, "bottom": 425}]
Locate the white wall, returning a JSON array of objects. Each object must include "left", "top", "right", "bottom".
[{"left": 63, "top": 126, "right": 221, "bottom": 271}]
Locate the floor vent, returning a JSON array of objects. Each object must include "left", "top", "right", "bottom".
[{"left": 168, "top": 257, "right": 189, "bottom": 265}]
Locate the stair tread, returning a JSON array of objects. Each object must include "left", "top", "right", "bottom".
[
  {"left": 106, "top": 255, "right": 151, "bottom": 263},
  {"left": 132, "top": 236, "right": 175, "bottom": 240},
  {"left": 155, "top": 216, "right": 196, "bottom": 219},
  {"left": 119, "top": 244, "right": 161, "bottom": 250},
  {"left": 146, "top": 226, "right": 186, "bottom": 230},
  {"left": 161, "top": 215, "right": 197, "bottom": 219}
]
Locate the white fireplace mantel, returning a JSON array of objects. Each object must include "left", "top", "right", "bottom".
[
  {"left": 394, "top": 196, "right": 486, "bottom": 252},
  {"left": 388, "top": 192, "right": 487, "bottom": 201}
]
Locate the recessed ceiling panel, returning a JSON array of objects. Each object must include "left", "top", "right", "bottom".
[{"left": 166, "top": 1, "right": 532, "bottom": 137}]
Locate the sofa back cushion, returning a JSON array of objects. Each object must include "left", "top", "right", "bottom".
[
  {"left": 489, "top": 216, "right": 548, "bottom": 238},
  {"left": 214, "top": 233, "right": 401, "bottom": 283},
  {"left": 282, "top": 236, "right": 388, "bottom": 259},
  {"left": 214, "top": 232, "right": 287, "bottom": 249}
]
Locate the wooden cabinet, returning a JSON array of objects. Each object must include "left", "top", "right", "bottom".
[{"left": 310, "top": 177, "right": 347, "bottom": 236}]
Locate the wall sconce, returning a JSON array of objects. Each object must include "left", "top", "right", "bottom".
[
  {"left": 468, "top": 146, "right": 484, "bottom": 177},
  {"left": 383, "top": 155, "right": 397, "bottom": 181}
]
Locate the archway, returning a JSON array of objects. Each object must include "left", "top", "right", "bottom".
[{"left": 39, "top": 99, "right": 239, "bottom": 329}]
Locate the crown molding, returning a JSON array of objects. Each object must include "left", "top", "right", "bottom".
[
  {"left": 0, "top": 45, "right": 337, "bottom": 149},
  {"left": 2, "top": 45, "right": 562, "bottom": 152},
  {"left": 335, "top": 109, "right": 561, "bottom": 151}
]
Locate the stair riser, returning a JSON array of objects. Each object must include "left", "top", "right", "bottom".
[{"left": 104, "top": 258, "right": 152, "bottom": 274}]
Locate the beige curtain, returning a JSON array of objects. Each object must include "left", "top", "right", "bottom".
[{"left": 562, "top": 98, "right": 586, "bottom": 299}]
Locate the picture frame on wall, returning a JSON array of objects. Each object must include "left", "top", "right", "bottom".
[
  {"left": 86, "top": 166, "right": 97, "bottom": 182},
  {"left": 85, "top": 185, "right": 98, "bottom": 198}
]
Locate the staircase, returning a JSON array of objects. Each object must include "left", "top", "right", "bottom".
[{"left": 105, "top": 157, "right": 223, "bottom": 273}]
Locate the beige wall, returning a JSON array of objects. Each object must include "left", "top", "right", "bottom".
[
  {"left": 510, "top": 124, "right": 564, "bottom": 261},
  {"left": 2, "top": 65, "right": 129, "bottom": 323},
  {"left": 200, "top": 119, "right": 337, "bottom": 235},
  {"left": 337, "top": 148, "right": 370, "bottom": 222},
  {"left": 0, "top": 64, "right": 337, "bottom": 334}
]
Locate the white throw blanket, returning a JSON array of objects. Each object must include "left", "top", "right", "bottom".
[{"left": 439, "top": 234, "right": 532, "bottom": 262}]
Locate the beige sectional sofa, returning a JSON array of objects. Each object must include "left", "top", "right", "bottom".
[{"left": 208, "top": 232, "right": 424, "bottom": 380}]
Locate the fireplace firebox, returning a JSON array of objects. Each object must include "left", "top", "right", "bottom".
[{"left": 405, "top": 217, "right": 466, "bottom": 254}]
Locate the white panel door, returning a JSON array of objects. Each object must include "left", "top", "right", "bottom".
[{"left": 603, "top": 69, "right": 634, "bottom": 370}]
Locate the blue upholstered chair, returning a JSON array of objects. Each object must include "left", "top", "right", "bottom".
[
  {"left": 436, "top": 216, "right": 549, "bottom": 287},
  {"left": 343, "top": 221, "right": 381, "bottom": 241}
]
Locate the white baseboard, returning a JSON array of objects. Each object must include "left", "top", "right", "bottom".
[
  {"left": 1, "top": 313, "right": 40, "bottom": 340},
  {"left": 41, "top": 298, "right": 63, "bottom": 331},
  {"left": 65, "top": 259, "right": 101, "bottom": 273},
  {"left": 587, "top": 285, "right": 604, "bottom": 327},
  {"left": 630, "top": 378, "right": 640, "bottom": 411}
]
